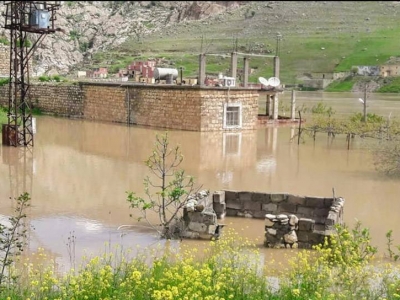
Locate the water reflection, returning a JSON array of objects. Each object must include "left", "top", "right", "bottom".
[{"left": 1, "top": 113, "right": 400, "bottom": 270}]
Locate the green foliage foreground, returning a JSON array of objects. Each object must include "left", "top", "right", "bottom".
[{"left": 2, "top": 215, "right": 400, "bottom": 299}]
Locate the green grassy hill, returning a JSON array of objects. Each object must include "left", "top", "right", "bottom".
[{"left": 91, "top": 1, "right": 400, "bottom": 86}]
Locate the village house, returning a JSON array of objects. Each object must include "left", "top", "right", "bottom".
[
  {"left": 380, "top": 64, "right": 400, "bottom": 77},
  {"left": 117, "top": 60, "right": 158, "bottom": 83},
  {"left": 87, "top": 67, "right": 108, "bottom": 78},
  {"left": 76, "top": 71, "right": 87, "bottom": 78}
]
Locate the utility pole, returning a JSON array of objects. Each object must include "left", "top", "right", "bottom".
[
  {"left": 2, "top": 1, "right": 62, "bottom": 147},
  {"left": 275, "top": 32, "right": 282, "bottom": 57},
  {"left": 363, "top": 82, "right": 367, "bottom": 122}
]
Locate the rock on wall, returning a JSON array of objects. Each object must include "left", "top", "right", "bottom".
[{"left": 212, "top": 190, "right": 345, "bottom": 249}]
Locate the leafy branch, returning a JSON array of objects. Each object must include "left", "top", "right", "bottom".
[{"left": 126, "top": 132, "right": 201, "bottom": 239}]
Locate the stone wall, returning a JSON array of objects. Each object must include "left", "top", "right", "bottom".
[
  {"left": 127, "top": 85, "right": 202, "bottom": 131},
  {"left": 0, "top": 45, "right": 9, "bottom": 77},
  {"left": 0, "top": 84, "right": 83, "bottom": 117},
  {"left": 83, "top": 84, "right": 127, "bottom": 123},
  {"left": 199, "top": 89, "right": 259, "bottom": 131},
  {"left": 0, "top": 82, "right": 260, "bottom": 132},
  {"left": 212, "top": 190, "right": 345, "bottom": 249},
  {"left": 181, "top": 190, "right": 222, "bottom": 239}
]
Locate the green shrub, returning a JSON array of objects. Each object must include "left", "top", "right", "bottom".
[
  {"left": 350, "top": 112, "right": 384, "bottom": 123},
  {"left": 52, "top": 75, "right": 61, "bottom": 82},
  {"left": 311, "top": 102, "right": 335, "bottom": 117},
  {"left": 0, "top": 77, "right": 10, "bottom": 86},
  {"left": 38, "top": 75, "right": 51, "bottom": 82},
  {"left": 0, "top": 36, "right": 9, "bottom": 45},
  {"left": 377, "top": 77, "right": 400, "bottom": 93}
]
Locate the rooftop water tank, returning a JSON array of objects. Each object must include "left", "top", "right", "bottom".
[{"left": 154, "top": 68, "right": 178, "bottom": 80}]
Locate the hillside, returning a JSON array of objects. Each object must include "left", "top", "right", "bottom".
[
  {"left": 0, "top": 1, "right": 399, "bottom": 86},
  {"left": 0, "top": 1, "right": 245, "bottom": 75}
]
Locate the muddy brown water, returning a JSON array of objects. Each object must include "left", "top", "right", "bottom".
[{"left": 1, "top": 91, "right": 400, "bottom": 273}]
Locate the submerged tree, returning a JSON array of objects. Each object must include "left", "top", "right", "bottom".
[
  {"left": 293, "top": 101, "right": 400, "bottom": 176},
  {"left": 126, "top": 132, "right": 201, "bottom": 239}
]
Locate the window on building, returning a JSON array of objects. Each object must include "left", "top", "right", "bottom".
[{"left": 224, "top": 103, "right": 242, "bottom": 129}]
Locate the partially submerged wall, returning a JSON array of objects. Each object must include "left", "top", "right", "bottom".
[
  {"left": 212, "top": 190, "right": 345, "bottom": 249},
  {"left": 181, "top": 190, "right": 222, "bottom": 239},
  {"left": 0, "top": 82, "right": 259, "bottom": 132}
]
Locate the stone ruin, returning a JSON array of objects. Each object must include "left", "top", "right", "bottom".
[
  {"left": 179, "top": 190, "right": 223, "bottom": 239},
  {"left": 212, "top": 190, "right": 345, "bottom": 249},
  {"left": 179, "top": 189, "right": 345, "bottom": 249}
]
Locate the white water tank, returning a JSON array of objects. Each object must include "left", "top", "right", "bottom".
[{"left": 154, "top": 68, "right": 178, "bottom": 80}]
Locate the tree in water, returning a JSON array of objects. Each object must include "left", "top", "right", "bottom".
[{"left": 126, "top": 132, "right": 200, "bottom": 239}]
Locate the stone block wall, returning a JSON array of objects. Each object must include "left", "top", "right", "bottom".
[
  {"left": 83, "top": 84, "right": 127, "bottom": 123},
  {"left": 0, "top": 84, "right": 83, "bottom": 117},
  {"left": 181, "top": 190, "right": 222, "bottom": 239},
  {"left": 128, "top": 86, "right": 202, "bottom": 131},
  {"left": 199, "top": 89, "right": 259, "bottom": 131},
  {"left": 212, "top": 190, "right": 345, "bottom": 249},
  {"left": 32, "top": 84, "right": 84, "bottom": 117},
  {"left": 0, "top": 82, "right": 260, "bottom": 132}
]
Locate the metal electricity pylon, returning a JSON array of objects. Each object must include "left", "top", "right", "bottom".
[{"left": 2, "top": 1, "right": 61, "bottom": 147}]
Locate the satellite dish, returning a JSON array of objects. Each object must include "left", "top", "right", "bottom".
[
  {"left": 258, "top": 77, "right": 269, "bottom": 87},
  {"left": 358, "top": 98, "right": 364, "bottom": 104},
  {"left": 268, "top": 77, "right": 281, "bottom": 87}
]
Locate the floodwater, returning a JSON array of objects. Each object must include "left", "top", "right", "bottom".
[{"left": 1, "top": 91, "right": 400, "bottom": 273}]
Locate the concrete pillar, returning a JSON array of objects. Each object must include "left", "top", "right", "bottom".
[
  {"left": 230, "top": 52, "right": 237, "bottom": 81},
  {"left": 273, "top": 56, "right": 280, "bottom": 79},
  {"left": 291, "top": 90, "right": 296, "bottom": 120},
  {"left": 198, "top": 54, "right": 206, "bottom": 87},
  {"left": 272, "top": 94, "right": 279, "bottom": 120},
  {"left": 266, "top": 95, "right": 271, "bottom": 116},
  {"left": 243, "top": 57, "right": 249, "bottom": 88}
]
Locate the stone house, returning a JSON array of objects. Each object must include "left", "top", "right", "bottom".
[{"left": 380, "top": 64, "right": 400, "bottom": 77}]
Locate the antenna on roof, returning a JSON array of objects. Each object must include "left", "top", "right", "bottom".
[
  {"left": 258, "top": 77, "right": 269, "bottom": 87},
  {"left": 268, "top": 77, "right": 281, "bottom": 87}
]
